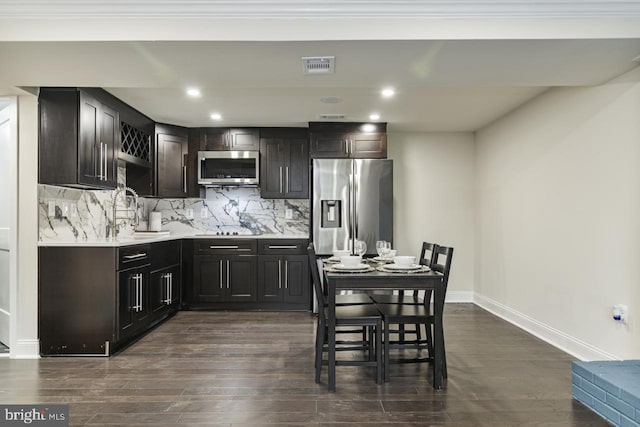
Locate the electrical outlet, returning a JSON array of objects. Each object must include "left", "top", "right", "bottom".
[
  {"left": 200, "top": 208, "right": 208, "bottom": 219},
  {"left": 47, "top": 201, "right": 56, "bottom": 217},
  {"left": 70, "top": 203, "right": 78, "bottom": 218},
  {"left": 186, "top": 208, "right": 194, "bottom": 220},
  {"left": 61, "top": 203, "right": 69, "bottom": 218},
  {"left": 613, "top": 304, "right": 629, "bottom": 323},
  {"left": 285, "top": 208, "right": 293, "bottom": 219}
]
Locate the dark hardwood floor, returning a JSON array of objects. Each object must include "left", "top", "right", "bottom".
[{"left": 0, "top": 305, "right": 610, "bottom": 426}]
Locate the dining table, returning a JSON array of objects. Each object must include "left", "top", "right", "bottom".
[{"left": 323, "top": 261, "right": 446, "bottom": 392}]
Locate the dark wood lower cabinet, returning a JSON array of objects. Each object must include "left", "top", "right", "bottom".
[
  {"left": 39, "top": 238, "right": 310, "bottom": 355},
  {"left": 186, "top": 238, "right": 310, "bottom": 310},
  {"left": 256, "top": 239, "right": 310, "bottom": 310},
  {"left": 118, "top": 266, "right": 151, "bottom": 342},
  {"left": 257, "top": 255, "right": 309, "bottom": 306},
  {"left": 150, "top": 264, "right": 180, "bottom": 317},
  {"left": 39, "top": 241, "right": 181, "bottom": 356},
  {"left": 193, "top": 254, "right": 257, "bottom": 304}
]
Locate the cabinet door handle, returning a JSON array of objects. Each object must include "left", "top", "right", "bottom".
[
  {"left": 279, "top": 166, "right": 283, "bottom": 193},
  {"left": 219, "top": 260, "right": 223, "bottom": 289},
  {"left": 267, "top": 245, "right": 298, "bottom": 250},
  {"left": 183, "top": 165, "right": 187, "bottom": 193},
  {"left": 278, "top": 259, "right": 282, "bottom": 289},
  {"left": 344, "top": 139, "right": 349, "bottom": 155},
  {"left": 210, "top": 245, "right": 239, "bottom": 250},
  {"left": 99, "top": 141, "right": 104, "bottom": 180},
  {"left": 164, "top": 273, "right": 171, "bottom": 304},
  {"left": 226, "top": 260, "right": 230, "bottom": 289},
  {"left": 133, "top": 273, "right": 141, "bottom": 312},
  {"left": 103, "top": 143, "right": 108, "bottom": 181},
  {"left": 285, "top": 260, "right": 288, "bottom": 289},
  {"left": 169, "top": 273, "right": 173, "bottom": 303},
  {"left": 138, "top": 273, "right": 144, "bottom": 312},
  {"left": 285, "top": 166, "right": 289, "bottom": 193},
  {"left": 124, "top": 253, "right": 147, "bottom": 260}
]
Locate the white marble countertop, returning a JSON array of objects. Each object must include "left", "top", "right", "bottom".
[{"left": 38, "top": 232, "right": 310, "bottom": 247}]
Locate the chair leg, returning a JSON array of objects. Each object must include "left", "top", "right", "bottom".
[
  {"left": 384, "top": 320, "right": 390, "bottom": 382},
  {"left": 315, "top": 319, "right": 325, "bottom": 383},
  {"left": 367, "top": 326, "right": 374, "bottom": 361},
  {"left": 442, "top": 336, "right": 448, "bottom": 379},
  {"left": 415, "top": 323, "right": 422, "bottom": 349},
  {"left": 425, "top": 323, "right": 434, "bottom": 358},
  {"left": 375, "top": 321, "right": 383, "bottom": 385}
]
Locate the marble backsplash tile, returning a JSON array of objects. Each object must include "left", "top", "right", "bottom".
[{"left": 38, "top": 185, "right": 309, "bottom": 242}]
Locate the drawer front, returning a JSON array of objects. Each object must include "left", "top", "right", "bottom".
[
  {"left": 258, "top": 239, "right": 308, "bottom": 255},
  {"left": 150, "top": 240, "right": 181, "bottom": 268},
  {"left": 195, "top": 239, "right": 257, "bottom": 254},
  {"left": 118, "top": 244, "right": 151, "bottom": 269}
]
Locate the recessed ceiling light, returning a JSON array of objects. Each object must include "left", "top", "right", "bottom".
[
  {"left": 369, "top": 113, "right": 380, "bottom": 120},
  {"left": 186, "top": 87, "right": 201, "bottom": 97},
  {"left": 381, "top": 87, "right": 395, "bottom": 98},
  {"left": 362, "top": 124, "right": 376, "bottom": 132},
  {"left": 210, "top": 113, "right": 222, "bottom": 121}
]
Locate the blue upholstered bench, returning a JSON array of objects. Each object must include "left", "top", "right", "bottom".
[{"left": 572, "top": 360, "right": 640, "bottom": 427}]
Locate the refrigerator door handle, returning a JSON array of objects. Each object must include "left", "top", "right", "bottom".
[{"left": 353, "top": 161, "right": 359, "bottom": 241}]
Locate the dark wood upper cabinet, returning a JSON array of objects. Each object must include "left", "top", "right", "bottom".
[
  {"left": 228, "top": 128, "right": 260, "bottom": 150},
  {"left": 309, "top": 122, "right": 387, "bottom": 159},
  {"left": 199, "top": 127, "right": 259, "bottom": 151},
  {"left": 260, "top": 128, "right": 309, "bottom": 199},
  {"left": 203, "top": 128, "right": 228, "bottom": 150},
  {"left": 39, "top": 88, "right": 118, "bottom": 189},
  {"left": 155, "top": 123, "right": 188, "bottom": 198}
]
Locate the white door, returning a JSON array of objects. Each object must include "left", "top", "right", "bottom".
[{"left": 0, "top": 103, "right": 10, "bottom": 348}]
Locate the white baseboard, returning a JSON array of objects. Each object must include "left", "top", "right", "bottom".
[
  {"left": 446, "top": 290, "right": 474, "bottom": 303},
  {"left": 473, "top": 292, "right": 618, "bottom": 361},
  {"left": 11, "top": 339, "right": 40, "bottom": 359},
  {"left": 0, "top": 308, "right": 9, "bottom": 347}
]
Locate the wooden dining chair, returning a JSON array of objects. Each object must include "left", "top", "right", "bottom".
[
  {"left": 308, "top": 244, "right": 383, "bottom": 388},
  {"left": 375, "top": 244, "right": 454, "bottom": 382},
  {"left": 370, "top": 241, "right": 437, "bottom": 345}
]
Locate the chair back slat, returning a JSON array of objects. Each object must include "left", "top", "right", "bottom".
[
  {"left": 419, "top": 241, "right": 437, "bottom": 267},
  {"left": 431, "top": 245, "right": 454, "bottom": 293},
  {"left": 308, "top": 243, "right": 327, "bottom": 321},
  {"left": 414, "top": 241, "right": 437, "bottom": 300}
]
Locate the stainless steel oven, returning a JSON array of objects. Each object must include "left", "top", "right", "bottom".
[{"left": 197, "top": 151, "right": 259, "bottom": 186}]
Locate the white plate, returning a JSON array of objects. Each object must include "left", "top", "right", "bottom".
[
  {"left": 384, "top": 263, "right": 422, "bottom": 271},
  {"left": 333, "top": 263, "right": 370, "bottom": 271}
]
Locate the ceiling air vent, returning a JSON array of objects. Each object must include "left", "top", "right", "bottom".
[
  {"left": 302, "top": 56, "right": 335, "bottom": 74},
  {"left": 319, "top": 114, "right": 346, "bottom": 120}
]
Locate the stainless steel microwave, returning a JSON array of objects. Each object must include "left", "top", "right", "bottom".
[{"left": 197, "top": 151, "right": 260, "bottom": 186}]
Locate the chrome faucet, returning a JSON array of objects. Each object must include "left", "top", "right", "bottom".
[{"left": 111, "top": 186, "right": 139, "bottom": 239}]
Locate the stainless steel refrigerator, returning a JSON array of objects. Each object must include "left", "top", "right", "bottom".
[{"left": 312, "top": 159, "right": 393, "bottom": 256}]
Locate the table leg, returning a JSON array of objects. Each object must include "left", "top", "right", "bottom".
[
  {"left": 327, "top": 280, "right": 336, "bottom": 392},
  {"left": 433, "top": 284, "right": 445, "bottom": 390}
]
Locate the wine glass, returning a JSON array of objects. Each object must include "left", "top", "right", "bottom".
[
  {"left": 376, "top": 240, "right": 389, "bottom": 258},
  {"left": 355, "top": 240, "right": 367, "bottom": 257}
]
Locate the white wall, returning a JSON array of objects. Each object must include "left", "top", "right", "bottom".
[
  {"left": 387, "top": 132, "right": 476, "bottom": 300},
  {"left": 475, "top": 67, "right": 640, "bottom": 360},
  {"left": 0, "top": 104, "right": 10, "bottom": 346},
  {"left": 13, "top": 95, "right": 39, "bottom": 358}
]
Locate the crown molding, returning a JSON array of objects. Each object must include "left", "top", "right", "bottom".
[{"left": 1, "top": 1, "right": 640, "bottom": 19}]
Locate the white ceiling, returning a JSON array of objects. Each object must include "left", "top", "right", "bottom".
[{"left": 1, "top": 2, "right": 640, "bottom": 132}]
